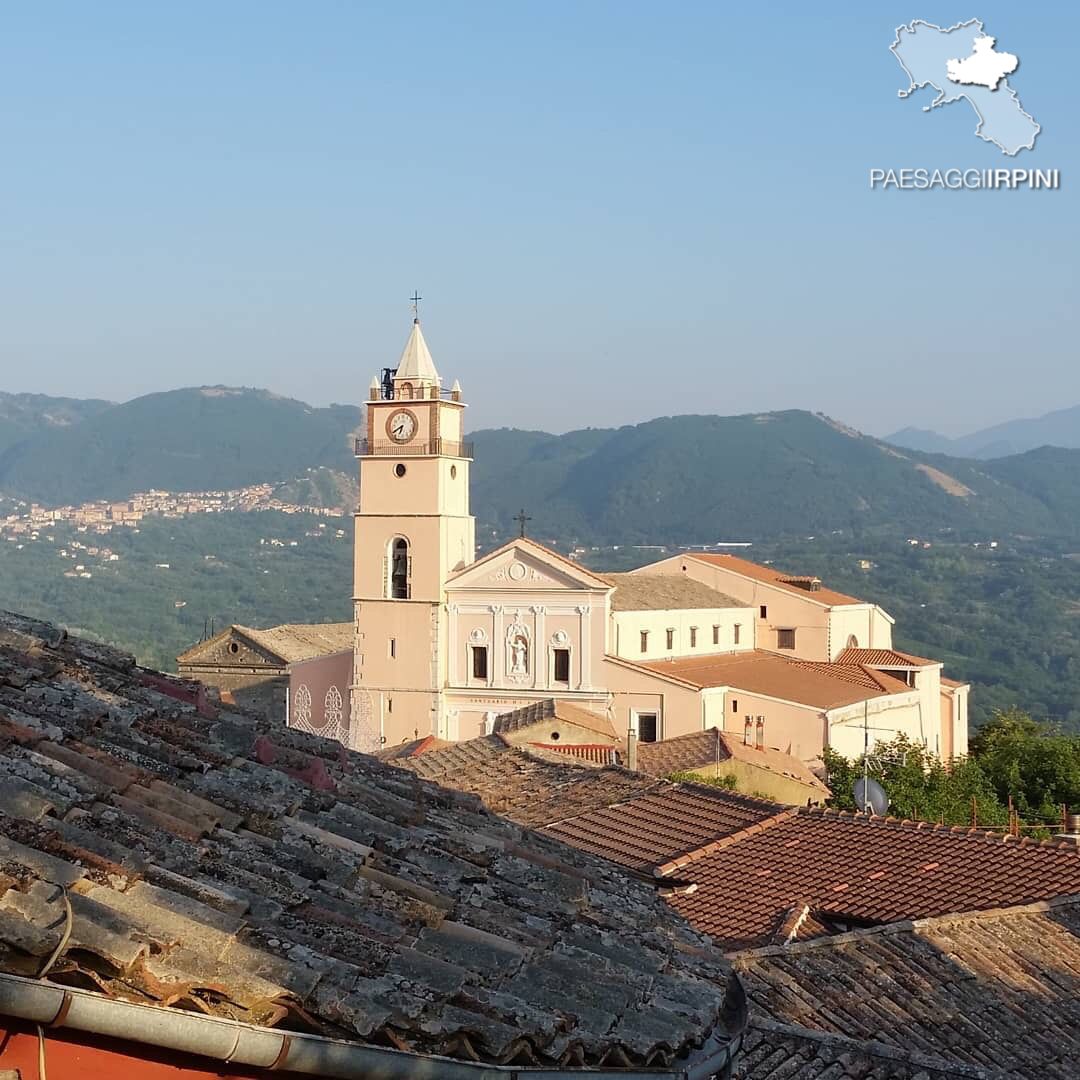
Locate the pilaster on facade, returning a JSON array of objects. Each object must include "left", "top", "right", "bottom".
[
  {"left": 577, "top": 604, "right": 592, "bottom": 690},
  {"left": 532, "top": 605, "right": 546, "bottom": 690}
]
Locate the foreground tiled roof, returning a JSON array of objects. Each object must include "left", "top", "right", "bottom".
[
  {"left": 638, "top": 651, "right": 912, "bottom": 709},
  {"left": 600, "top": 573, "right": 744, "bottom": 612},
  {"left": 661, "top": 807, "right": 1080, "bottom": 949},
  {"left": 0, "top": 611, "right": 746, "bottom": 1070},
  {"left": 494, "top": 697, "right": 617, "bottom": 740},
  {"left": 740, "top": 1019, "right": 991, "bottom": 1079},
  {"left": 637, "top": 729, "right": 829, "bottom": 795},
  {"left": 542, "top": 785, "right": 788, "bottom": 873},
  {"left": 685, "top": 553, "right": 863, "bottom": 607},
  {"left": 835, "top": 646, "right": 939, "bottom": 668},
  {"left": 735, "top": 895, "right": 1080, "bottom": 1079}
]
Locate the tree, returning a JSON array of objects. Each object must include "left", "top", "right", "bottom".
[
  {"left": 823, "top": 736, "right": 1008, "bottom": 827},
  {"left": 970, "top": 707, "right": 1080, "bottom": 818}
]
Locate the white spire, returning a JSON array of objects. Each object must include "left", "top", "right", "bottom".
[{"left": 395, "top": 319, "right": 440, "bottom": 384}]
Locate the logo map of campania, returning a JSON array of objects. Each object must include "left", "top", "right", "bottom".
[{"left": 892, "top": 19, "right": 1039, "bottom": 155}]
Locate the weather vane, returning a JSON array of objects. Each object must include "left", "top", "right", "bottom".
[{"left": 410, "top": 290, "right": 422, "bottom": 320}]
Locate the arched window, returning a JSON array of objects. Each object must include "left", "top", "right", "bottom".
[
  {"left": 846, "top": 634, "right": 859, "bottom": 649},
  {"left": 390, "top": 537, "right": 410, "bottom": 598}
]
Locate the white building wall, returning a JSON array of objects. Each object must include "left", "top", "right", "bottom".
[{"left": 610, "top": 606, "right": 753, "bottom": 662}]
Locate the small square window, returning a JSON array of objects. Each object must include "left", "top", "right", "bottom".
[{"left": 777, "top": 628, "right": 796, "bottom": 650}]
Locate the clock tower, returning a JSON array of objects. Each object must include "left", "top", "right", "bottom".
[{"left": 350, "top": 317, "right": 474, "bottom": 749}]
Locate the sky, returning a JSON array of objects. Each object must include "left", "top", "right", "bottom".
[{"left": 1, "top": 2, "right": 1077, "bottom": 437}]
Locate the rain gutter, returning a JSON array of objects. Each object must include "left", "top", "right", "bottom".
[{"left": 0, "top": 971, "right": 744, "bottom": 1079}]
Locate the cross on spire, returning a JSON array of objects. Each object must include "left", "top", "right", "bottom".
[
  {"left": 410, "top": 290, "right": 422, "bottom": 321},
  {"left": 515, "top": 508, "right": 532, "bottom": 538}
]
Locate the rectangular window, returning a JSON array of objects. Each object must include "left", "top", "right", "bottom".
[
  {"left": 732, "top": 698, "right": 739, "bottom": 713},
  {"left": 734, "top": 623, "right": 741, "bottom": 645},
  {"left": 637, "top": 712, "right": 659, "bottom": 743},
  {"left": 472, "top": 645, "right": 488, "bottom": 680},
  {"left": 553, "top": 648, "right": 570, "bottom": 683},
  {"left": 690, "top": 627, "right": 698, "bottom": 647},
  {"left": 759, "top": 605, "right": 768, "bottom": 620},
  {"left": 713, "top": 625, "right": 720, "bottom": 645},
  {"left": 640, "top": 630, "right": 649, "bottom": 653},
  {"left": 389, "top": 637, "right": 396, "bottom": 659},
  {"left": 666, "top": 628, "right": 675, "bottom": 650},
  {"left": 777, "top": 628, "right": 796, "bottom": 650}
]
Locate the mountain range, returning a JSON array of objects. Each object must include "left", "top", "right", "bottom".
[
  {"left": 3, "top": 388, "right": 1080, "bottom": 543},
  {"left": 886, "top": 403, "right": 1080, "bottom": 460},
  {"left": 0, "top": 388, "right": 361, "bottom": 505}
]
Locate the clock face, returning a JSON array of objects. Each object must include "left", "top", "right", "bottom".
[{"left": 387, "top": 409, "right": 417, "bottom": 443}]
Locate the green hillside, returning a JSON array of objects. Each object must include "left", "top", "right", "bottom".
[
  {"left": 470, "top": 412, "right": 1077, "bottom": 543},
  {"left": 0, "top": 388, "right": 362, "bottom": 504},
  {"left": 3, "top": 391, "right": 1079, "bottom": 545},
  {"left": 0, "top": 392, "right": 112, "bottom": 457}
]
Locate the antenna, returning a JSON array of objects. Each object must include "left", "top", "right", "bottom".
[{"left": 852, "top": 700, "right": 898, "bottom": 816}]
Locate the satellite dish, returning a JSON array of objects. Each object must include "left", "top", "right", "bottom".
[{"left": 854, "top": 777, "right": 889, "bottom": 817}]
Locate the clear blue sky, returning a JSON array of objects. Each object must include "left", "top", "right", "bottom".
[{"left": 1, "top": 2, "right": 1076, "bottom": 436}]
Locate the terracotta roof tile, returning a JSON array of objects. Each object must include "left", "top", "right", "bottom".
[
  {"left": 686, "top": 553, "right": 864, "bottom": 607},
  {"left": 735, "top": 896, "right": 1080, "bottom": 1079},
  {"left": 543, "top": 785, "right": 788, "bottom": 872},
  {"left": 836, "top": 647, "right": 939, "bottom": 667},
  {"left": 636, "top": 728, "right": 830, "bottom": 794},
  {"left": 637, "top": 651, "right": 913, "bottom": 709},
  {"left": 664, "top": 808, "right": 1080, "bottom": 950},
  {"left": 600, "top": 573, "right": 744, "bottom": 612},
  {"left": 493, "top": 697, "right": 616, "bottom": 740}
]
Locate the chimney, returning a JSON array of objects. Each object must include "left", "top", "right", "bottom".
[
  {"left": 626, "top": 727, "right": 639, "bottom": 772},
  {"left": 755, "top": 715, "right": 765, "bottom": 750},
  {"left": 743, "top": 715, "right": 753, "bottom": 746}
]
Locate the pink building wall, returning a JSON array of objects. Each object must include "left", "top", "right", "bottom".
[{"left": 287, "top": 650, "right": 355, "bottom": 747}]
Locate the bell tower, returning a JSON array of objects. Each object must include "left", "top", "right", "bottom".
[{"left": 350, "top": 316, "right": 475, "bottom": 749}]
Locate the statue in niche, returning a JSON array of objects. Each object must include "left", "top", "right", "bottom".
[
  {"left": 511, "top": 633, "right": 528, "bottom": 675},
  {"left": 506, "top": 619, "right": 530, "bottom": 680}
]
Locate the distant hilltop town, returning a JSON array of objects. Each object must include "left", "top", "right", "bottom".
[{"left": 0, "top": 482, "right": 346, "bottom": 541}]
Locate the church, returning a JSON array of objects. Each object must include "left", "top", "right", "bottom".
[{"left": 283, "top": 316, "right": 970, "bottom": 768}]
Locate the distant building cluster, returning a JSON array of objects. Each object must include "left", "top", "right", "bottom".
[{"left": 0, "top": 482, "right": 346, "bottom": 544}]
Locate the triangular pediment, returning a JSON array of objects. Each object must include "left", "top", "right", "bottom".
[{"left": 447, "top": 539, "right": 611, "bottom": 593}]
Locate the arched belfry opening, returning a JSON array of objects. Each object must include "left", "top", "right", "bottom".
[{"left": 390, "top": 537, "right": 411, "bottom": 599}]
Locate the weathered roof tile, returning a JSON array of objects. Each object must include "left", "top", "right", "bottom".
[{"left": 0, "top": 608, "right": 744, "bottom": 1072}]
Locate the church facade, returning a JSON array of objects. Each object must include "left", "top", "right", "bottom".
[{"left": 291, "top": 318, "right": 969, "bottom": 766}]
